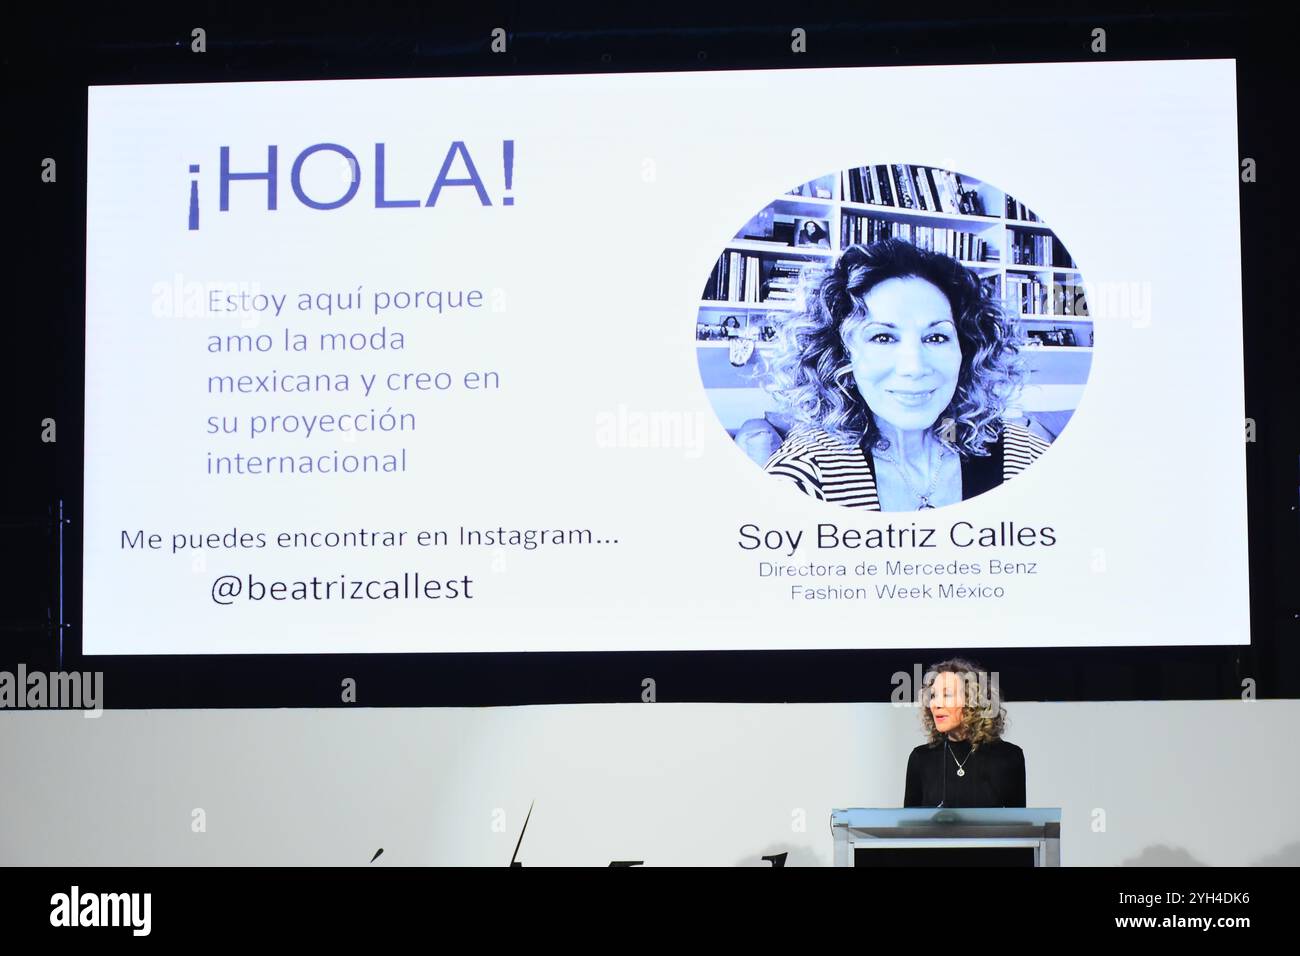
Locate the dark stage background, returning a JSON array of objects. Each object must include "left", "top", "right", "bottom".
[{"left": 3, "top": 1, "right": 1296, "bottom": 707}]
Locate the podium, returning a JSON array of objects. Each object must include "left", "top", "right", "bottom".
[{"left": 830, "top": 808, "right": 1061, "bottom": 867}]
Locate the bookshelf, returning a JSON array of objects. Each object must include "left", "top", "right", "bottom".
[{"left": 697, "top": 165, "right": 1093, "bottom": 430}]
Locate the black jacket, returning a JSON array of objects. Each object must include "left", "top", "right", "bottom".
[{"left": 904, "top": 737, "right": 1026, "bottom": 808}]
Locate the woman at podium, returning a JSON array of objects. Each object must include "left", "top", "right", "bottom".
[{"left": 904, "top": 658, "right": 1026, "bottom": 808}]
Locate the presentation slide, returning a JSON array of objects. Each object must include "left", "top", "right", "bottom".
[{"left": 83, "top": 60, "right": 1248, "bottom": 654}]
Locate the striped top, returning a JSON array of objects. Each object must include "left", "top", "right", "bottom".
[{"left": 764, "top": 421, "right": 1050, "bottom": 509}]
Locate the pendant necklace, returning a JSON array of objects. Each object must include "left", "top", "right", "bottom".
[
  {"left": 875, "top": 442, "right": 951, "bottom": 510},
  {"left": 950, "top": 744, "right": 972, "bottom": 777}
]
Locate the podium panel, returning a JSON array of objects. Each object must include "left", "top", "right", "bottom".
[{"left": 831, "top": 808, "right": 1061, "bottom": 867}]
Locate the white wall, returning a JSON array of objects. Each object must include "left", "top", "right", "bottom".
[{"left": 2, "top": 699, "right": 1296, "bottom": 866}]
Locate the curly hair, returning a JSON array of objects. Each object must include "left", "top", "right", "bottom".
[
  {"left": 919, "top": 656, "right": 1007, "bottom": 750},
  {"left": 763, "top": 238, "right": 1026, "bottom": 456}
]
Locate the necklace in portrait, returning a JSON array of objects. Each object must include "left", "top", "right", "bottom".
[{"left": 875, "top": 442, "right": 952, "bottom": 509}]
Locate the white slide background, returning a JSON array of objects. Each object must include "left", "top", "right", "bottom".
[{"left": 84, "top": 60, "right": 1247, "bottom": 654}]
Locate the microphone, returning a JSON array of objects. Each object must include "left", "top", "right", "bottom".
[{"left": 939, "top": 738, "right": 948, "bottom": 808}]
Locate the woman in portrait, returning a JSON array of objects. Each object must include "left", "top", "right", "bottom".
[
  {"left": 763, "top": 238, "right": 1049, "bottom": 510},
  {"left": 904, "top": 658, "right": 1026, "bottom": 808},
  {"left": 796, "top": 218, "right": 831, "bottom": 247}
]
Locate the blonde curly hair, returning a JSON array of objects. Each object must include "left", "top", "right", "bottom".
[{"left": 919, "top": 657, "right": 1006, "bottom": 750}]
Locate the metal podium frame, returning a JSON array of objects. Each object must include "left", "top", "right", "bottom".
[{"left": 830, "top": 808, "right": 1062, "bottom": 866}]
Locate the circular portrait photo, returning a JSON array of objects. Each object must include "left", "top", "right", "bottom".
[{"left": 696, "top": 164, "right": 1092, "bottom": 511}]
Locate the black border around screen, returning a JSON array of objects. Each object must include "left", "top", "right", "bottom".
[{"left": 7, "top": 3, "right": 1298, "bottom": 707}]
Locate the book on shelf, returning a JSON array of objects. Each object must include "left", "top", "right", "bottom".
[
  {"left": 841, "top": 215, "right": 994, "bottom": 262},
  {"left": 843, "top": 165, "right": 986, "bottom": 217},
  {"left": 1008, "top": 229, "right": 1076, "bottom": 268},
  {"left": 891, "top": 164, "right": 918, "bottom": 209},
  {"left": 703, "top": 254, "right": 811, "bottom": 304},
  {"left": 764, "top": 260, "right": 805, "bottom": 303},
  {"left": 1053, "top": 283, "right": 1090, "bottom": 316},
  {"left": 1004, "top": 274, "right": 1049, "bottom": 315},
  {"left": 1004, "top": 194, "right": 1041, "bottom": 222},
  {"left": 875, "top": 166, "right": 894, "bottom": 206}
]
